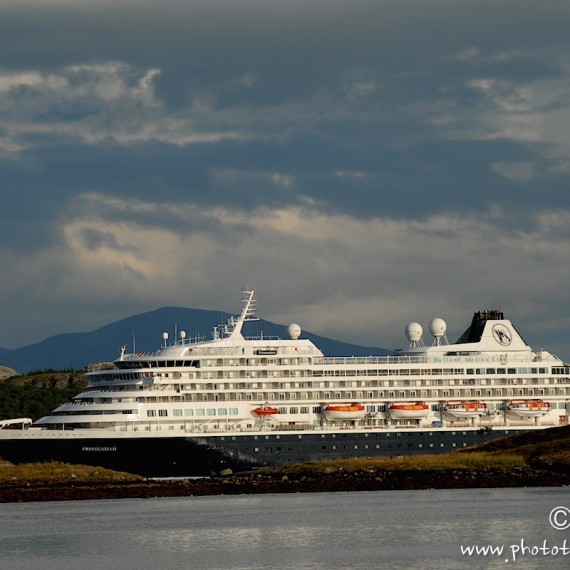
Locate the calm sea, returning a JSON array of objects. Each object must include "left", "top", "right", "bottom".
[{"left": 1, "top": 487, "right": 569, "bottom": 569}]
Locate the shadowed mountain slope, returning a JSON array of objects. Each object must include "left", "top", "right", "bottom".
[{"left": 0, "top": 307, "right": 392, "bottom": 373}]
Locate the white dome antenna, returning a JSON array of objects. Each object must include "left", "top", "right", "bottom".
[
  {"left": 405, "top": 322, "right": 424, "bottom": 348},
  {"left": 288, "top": 323, "right": 301, "bottom": 340},
  {"left": 162, "top": 331, "right": 169, "bottom": 347},
  {"left": 429, "top": 318, "right": 448, "bottom": 346}
]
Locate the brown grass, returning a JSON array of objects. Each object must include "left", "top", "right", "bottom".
[
  {"left": 260, "top": 451, "right": 527, "bottom": 476},
  {"left": 0, "top": 461, "right": 141, "bottom": 483}
]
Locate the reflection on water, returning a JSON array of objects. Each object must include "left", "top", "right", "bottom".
[{"left": 1, "top": 488, "right": 569, "bottom": 570}]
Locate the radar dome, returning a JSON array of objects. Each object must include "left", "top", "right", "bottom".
[
  {"left": 429, "top": 318, "right": 447, "bottom": 338},
  {"left": 405, "top": 322, "right": 423, "bottom": 342},
  {"left": 287, "top": 323, "right": 301, "bottom": 340}
]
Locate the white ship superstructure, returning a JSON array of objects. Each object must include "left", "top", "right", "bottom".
[
  {"left": 1, "top": 290, "right": 568, "bottom": 476},
  {"left": 35, "top": 293, "right": 569, "bottom": 432}
]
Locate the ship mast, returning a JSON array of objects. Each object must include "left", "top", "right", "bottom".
[{"left": 213, "top": 289, "right": 259, "bottom": 340}]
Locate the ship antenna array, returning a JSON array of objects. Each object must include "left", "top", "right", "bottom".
[
  {"left": 213, "top": 288, "right": 259, "bottom": 340},
  {"left": 241, "top": 288, "right": 259, "bottom": 322}
]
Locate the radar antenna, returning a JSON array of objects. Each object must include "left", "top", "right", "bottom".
[
  {"left": 405, "top": 322, "right": 424, "bottom": 348},
  {"left": 429, "top": 318, "right": 449, "bottom": 346}
]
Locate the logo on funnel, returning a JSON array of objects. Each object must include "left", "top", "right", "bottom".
[{"left": 493, "top": 324, "right": 512, "bottom": 346}]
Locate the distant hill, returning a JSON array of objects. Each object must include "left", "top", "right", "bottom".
[
  {"left": 0, "top": 366, "right": 18, "bottom": 381},
  {"left": 0, "top": 307, "right": 392, "bottom": 374}
]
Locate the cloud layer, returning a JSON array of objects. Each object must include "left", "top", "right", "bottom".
[{"left": 1, "top": 1, "right": 570, "bottom": 359}]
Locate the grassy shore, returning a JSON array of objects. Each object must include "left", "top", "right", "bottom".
[
  {"left": 258, "top": 451, "right": 528, "bottom": 476},
  {"left": 0, "top": 451, "right": 527, "bottom": 483},
  {"left": 0, "top": 460, "right": 141, "bottom": 484}
]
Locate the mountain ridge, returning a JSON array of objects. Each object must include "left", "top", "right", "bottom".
[{"left": 0, "top": 306, "right": 392, "bottom": 374}]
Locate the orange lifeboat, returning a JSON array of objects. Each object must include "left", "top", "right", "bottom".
[
  {"left": 445, "top": 401, "right": 488, "bottom": 418},
  {"left": 323, "top": 403, "right": 366, "bottom": 420},
  {"left": 507, "top": 400, "right": 551, "bottom": 417},
  {"left": 252, "top": 406, "right": 280, "bottom": 416},
  {"left": 388, "top": 402, "right": 430, "bottom": 419}
]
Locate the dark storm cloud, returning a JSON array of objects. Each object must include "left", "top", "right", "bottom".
[
  {"left": 1, "top": 132, "right": 569, "bottom": 255},
  {"left": 2, "top": 2, "right": 569, "bottom": 91},
  {"left": 3, "top": 133, "right": 566, "bottom": 208}
]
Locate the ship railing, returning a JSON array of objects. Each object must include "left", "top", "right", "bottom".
[
  {"left": 122, "top": 351, "right": 159, "bottom": 359},
  {"left": 502, "top": 418, "right": 558, "bottom": 426},
  {"left": 97, "top": 416, "right": 561, "bottom": 434},
  {"left": 243, "top": 335, "right": 281, "bottom": 341},
  {"left": 175, "top": 422, "right": 536, "bottom": 434},
  {"left": 121, "top": 336, "right": 208, "bottom": 359},
  {"left": 318, "top": 353, "right": 550, "bottom": 366}
]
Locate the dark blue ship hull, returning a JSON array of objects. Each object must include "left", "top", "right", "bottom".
[{"left": 0, "top": 427, "right": 529, "bottom": 477}]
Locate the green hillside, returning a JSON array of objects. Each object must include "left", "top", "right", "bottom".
[{"left": 0, "top": 370, "right": 87, "bottom": 422}]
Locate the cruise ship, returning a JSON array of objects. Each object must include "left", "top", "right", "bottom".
[{"left": 0, "top": 289, "right": 568, "bottom": 477}]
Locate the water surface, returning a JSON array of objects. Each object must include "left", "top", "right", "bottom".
[{"left": 1, "top": 487, "right": 569, "bottom": 569}]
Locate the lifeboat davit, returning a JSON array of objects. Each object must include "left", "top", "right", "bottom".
[
  {"left": 389, "top": 402, "right": 430, "bottom": 419},
  {"left": 252, "top": 406, "right": 280, "bottom": 416},
  {"left": 507, "top": 400, "right": 551, "bottom": 417},
  {"left": 445, "top": 401, "right": 488, "bottom": 419},
  {"left": 323, "top": 403, "right": 366, "bottom": 420}
]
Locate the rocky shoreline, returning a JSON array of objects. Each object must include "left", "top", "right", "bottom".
[{"left": 2, "top": 464, "right": 569, "bottom": 503}]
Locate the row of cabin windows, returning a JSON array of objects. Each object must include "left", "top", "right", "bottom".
[
  {"left": 247, "top": 443, "right": 469, "bottom": 453},
  {"left": 170, "top": 388, "right": 565, "bottom": 401},
  {"left": 147, "top": 408, "right": 240, "bottom": 418},
  {"left": 136, "top": 384, "right": 559, "bottom": 406},
  {"left": 145, "top": 406, "right": 324, "bottom": 418},
  {"left": 148, "top": 375, "right": 568, "bottom": 387},
  {"left": 114, "top": 358, "right": 569, "bottom": 375},
  {"left": 105, "top": 366, "right": 558, "bottom": 380}
]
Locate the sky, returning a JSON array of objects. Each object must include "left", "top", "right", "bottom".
[{"left": 1, "top": 0, "right": 570, "bottom": 360}]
